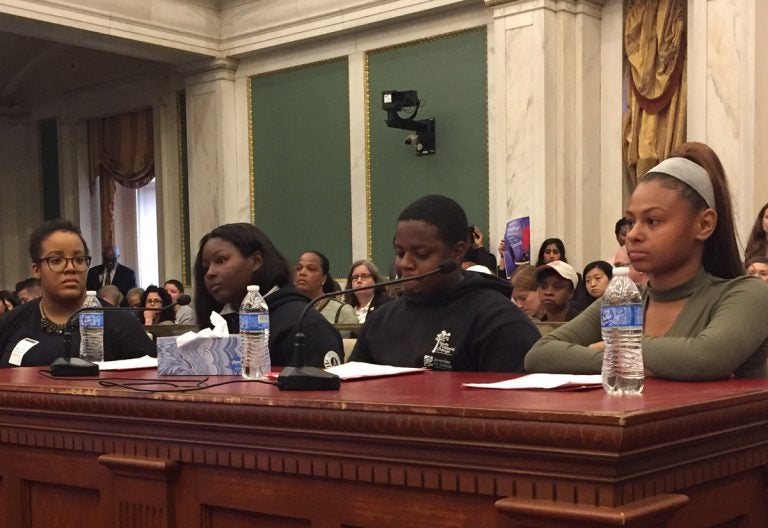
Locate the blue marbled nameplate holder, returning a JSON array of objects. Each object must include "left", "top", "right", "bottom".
[{"left": 157, "top": 336, "right": 242, "bottom": 375}]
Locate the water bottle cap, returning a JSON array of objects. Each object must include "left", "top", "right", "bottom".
[
  {"left": 246, "top": 285, "right": 259, "bottom": 292},
  {"left": 613, "top": 266, "right": 630, "bottom": 276},
  {"left": 86, "top": 290, "right": 97, "bottom": 296}
]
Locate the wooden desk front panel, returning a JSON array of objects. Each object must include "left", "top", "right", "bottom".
[{"left": 1, "top": 369, "right": 768, "bottom": 527}]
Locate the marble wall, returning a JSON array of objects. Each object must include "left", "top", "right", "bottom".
[
  {"left": 2, "top": 0, "right": 767, "bottom": 289},
  {"left": 688, "top": 0, "right": 768, "bottom": 247},
  {"left": 0, "top": 117, "right": 42, "bottom": 288}
]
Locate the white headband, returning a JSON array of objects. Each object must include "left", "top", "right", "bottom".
[{"left": 644, "top": 157, "right": 715, "bottom": 209}]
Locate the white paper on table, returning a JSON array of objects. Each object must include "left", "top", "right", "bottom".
[
  {"left": 462, "top": 373, "right": 602, "bottom": 390},
  {"left": 325, "top": 361, "right": 425, "bottom": 381},
  {"left": 96, "top": 355, "right": 158, "bottom": 371}
]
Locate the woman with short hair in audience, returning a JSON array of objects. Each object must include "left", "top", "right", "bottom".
[
  {"left": 526, "top": 142, "right": 768, "bottom": 380},
  {"left": 343, "top": 260, "right": 393, "bottom": 323},
  {"left": 0, "top": 220, "right": 152, "bottom": 367},
  {"left": 580, "top": 261, "right": 613, "bottom": 306},
  {"left": 163, "top": 279, "right": 197, "bottom": 325},
  {"left": 746, "top": 256, "right": 768, "bottom": 284},
  {"left": 294, "top": 250, "right": 357, "bottom": 325},
  {"left": 194, "top": 224, "right": 343, "bottom": 366},
  {"left": 140, "top": 285, "right": 175, "bottom": 325},
  {"left": 510, "top": 264, "right": 544, "bottom": 320},
  {"left": 744, "top": 202, "right": 768, "bottom": 262}
]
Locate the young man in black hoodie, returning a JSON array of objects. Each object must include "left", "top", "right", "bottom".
[{"left": 350, "top": 195, "right": 540, "bottom": 372}]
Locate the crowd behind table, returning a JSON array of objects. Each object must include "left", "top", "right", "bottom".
[{"left": 1, "top": 141, "right": 768, "bottom": 381}]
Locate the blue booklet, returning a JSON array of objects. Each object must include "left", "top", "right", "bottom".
[{"left": 503, "top": 216, "right": 531, "bottom": 277}]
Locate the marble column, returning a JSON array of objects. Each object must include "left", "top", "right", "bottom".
[
  {"left": 181, "top": 58, "right": 243, "bottom": 254},
  {"left": 487, "top": 0, "right": 613, "bottom": 269},
  {"left": 687, "top": 0, "right": 768, "bottom": 245}
]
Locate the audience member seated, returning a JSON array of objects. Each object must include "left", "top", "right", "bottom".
[
  {"left": 163, "top": 279, "right": 197, "bottom": 324},
  {"left": 746, "top": 256, "right": 768, "bottom": 283},
  {"left": 526, "top": 142, "right": 768, "bottom": 380},
  {"left": 744, "top": 202, "right": 768, "bottom": 262},
  {"left": 463, "top": 225, "right": 497, "bottom": 271},
  {"left": 535, "top": 261, "right": 580, "bottom": 322},
  {"left": 535, "top": 238, "right": 566, "bottom": 266},
  {"left": 98, "top": 284, "right": 123, "bottom": 307},
  {"left": 125, "top": 287, "right": 144, "bottom": 309},
  {"left": 15, "top": 277, "right": 42, "bottom": 303},
  {"left": 615, "top": 217, "right": 631, "bottom": 246},
  {"left": 350, "top": 195, "right": 540, "bottom": 372},
  {"left": 0, "top": 290, "right": 19, "bottom": 314},
  {"left": 294, "top": 250, "right": 357, "bottom": 325},
  {"left": 510, "top": 264, "right": 544, "bottom": 320},
  {"left": 0, "top": 220, "right": 153, "bottom": 367},
  {"left": 194, "top": 223, "right": 342, "bottom": 367},
  {"left": 343, "top": 260, "right": 393, "bottom": 323},
  {"left": 141, "top": 285, "right": 175, "bottom": 325},
  {"left": 581, "top": 261, "right": 613, "bottom": 306}
]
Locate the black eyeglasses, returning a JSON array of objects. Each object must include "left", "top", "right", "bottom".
[
  {"left": 351, "top": 273, "right": 373, "bottom": 281},
  {"left": 36, "top": 256, "right": 92, "bottom": 272}
]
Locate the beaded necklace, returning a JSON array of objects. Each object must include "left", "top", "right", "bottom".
[{"left": 39, "top": 302, "right": 70, "bottom": 335}]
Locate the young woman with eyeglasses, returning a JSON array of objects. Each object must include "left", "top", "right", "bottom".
[
  {"left": 342, "top": 260, "right": 393, "bottom": 324},
  {"left": 0, "top": 220, "right": 153, "bottom": 367}
]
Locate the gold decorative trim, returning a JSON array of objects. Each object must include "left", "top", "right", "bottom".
[
  {"left": 364, "top": 26, "right": 488, "bottom": 260},
  {"left": 248, "top": 56, "right": 348, "bottom": 225},
  {"left": 247, "top": 76, "right": 254, "bottom": 223},
  {"left": 364, "top": 55, "right": 372, "bottom": 261},
  {"left": 175, "top": 91, "right": 190, "bottom": 287}
]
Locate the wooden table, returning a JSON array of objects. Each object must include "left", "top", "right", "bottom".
[{"left": 0, "top": 367, "right": 767, "bottom": 528}]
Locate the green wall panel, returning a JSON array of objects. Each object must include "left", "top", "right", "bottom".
[
  {"left": 368, "top": 29, "right": 488, "bottom": 268},
  {"left": 251, "top": 59, "right": 352, "bottom": 275}
]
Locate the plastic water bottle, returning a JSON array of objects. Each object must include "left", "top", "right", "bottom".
[
  {"left": 239, "top": 285, "right": 270, "bottom": 379},
  {"left": 79, "top": 291, "right": 104, "bottom": 362},
  {"left": 600, "top": 267, "right": 644, "bottom": 394}
]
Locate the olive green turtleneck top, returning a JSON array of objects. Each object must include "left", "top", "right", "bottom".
[{"left": 524, "top": 270, "right": 768, "bottom": 380}]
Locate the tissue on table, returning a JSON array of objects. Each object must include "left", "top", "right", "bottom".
[{"left": 157, "top": 311, "right": 242, "bottom": 375}]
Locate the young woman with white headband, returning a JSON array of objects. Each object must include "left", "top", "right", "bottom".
[{"left": 525, "top": 142, "right": 768, "bottom": 380}]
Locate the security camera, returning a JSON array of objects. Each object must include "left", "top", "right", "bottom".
[
  {"left": 382, "top": 89, "right": 436, "bottom": 156},
  {"left": 382, "top": 90, "right": 420, "bottom": 111}
]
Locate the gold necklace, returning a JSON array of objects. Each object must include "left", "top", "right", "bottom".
[{"left": 39, "top": 302, "right": 70, "bottom": 335}]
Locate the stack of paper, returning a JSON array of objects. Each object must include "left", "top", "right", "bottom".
[{"left": 462, "top": 373, "right": 602, "bottom": 390}]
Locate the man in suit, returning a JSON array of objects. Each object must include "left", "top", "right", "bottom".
[{"left": 86, "top": 245, "right": 137, "bottom": 297}]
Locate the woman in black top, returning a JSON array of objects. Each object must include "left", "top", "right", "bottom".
[
  {"left": 0, "top": 220, "right": 153, "bottom": 367},
  {"left": 194, "top": 223, "right": 343, "bottom": 367}
]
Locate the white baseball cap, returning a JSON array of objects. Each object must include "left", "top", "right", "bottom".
[{"left": 535, "top": 260, "right": 578, "bottom": 289}]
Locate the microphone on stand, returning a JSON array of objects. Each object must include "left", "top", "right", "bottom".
[
  {"left": 277, "top": 259, "right": 459, "bottom": 391},
  {"left": 50, "top": 295, "right": 192, "bottom": 377}
]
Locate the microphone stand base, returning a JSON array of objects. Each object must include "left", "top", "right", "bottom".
[
  {"left": 50, "top": 357, "right": 100, "bottom": 377},
  {"left": 276, "top": 366, "right": 340, "bottom": 391}
]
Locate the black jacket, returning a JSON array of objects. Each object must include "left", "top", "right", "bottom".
[
  {"left": 86, "top": 263, "right": 137, "bottom": 297},
  {"left": 0, "top": 298, "right": 154, "bottom": 367},
  {"left": 350, "top": 272, "right": 540, "bottom": 372},
  {"left": 221, "top": 286, "right": 343, "bottom": 367}
]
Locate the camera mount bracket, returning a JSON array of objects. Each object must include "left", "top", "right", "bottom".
[{"left": 382, "top": 90, "right": 436, "bottom": 156}]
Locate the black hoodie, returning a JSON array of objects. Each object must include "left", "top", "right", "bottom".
[
  {"left": 350, "top": 272, "right": 540, "bottom": 372},
  {"left": 221, "top": 286, "right": 343, "bottom": 368}
]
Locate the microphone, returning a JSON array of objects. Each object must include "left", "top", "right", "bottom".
[
  {"left": 50, "top": 295, "right": 192, "bottom": 377},
  {"left": 277, "top": 259, "right": 459, "bottom": 390}
]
